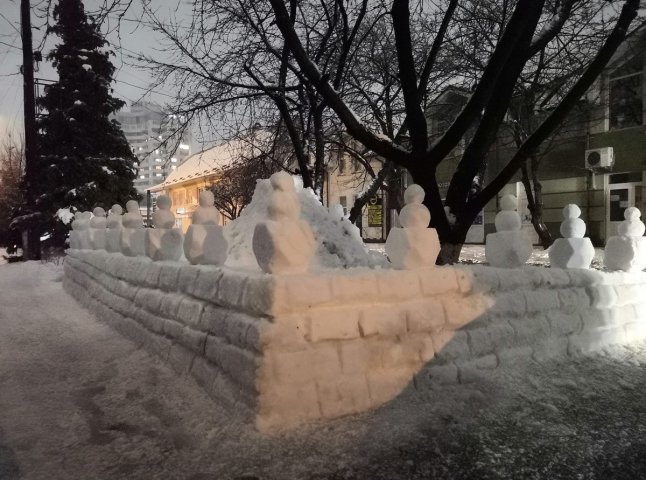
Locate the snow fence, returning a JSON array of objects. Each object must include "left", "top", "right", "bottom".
[{"left": 63, "top": 249, "right": 646, "bottom": 431}]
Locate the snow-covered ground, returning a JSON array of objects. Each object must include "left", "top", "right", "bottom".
[
  {"left": 369, "top": 243, "right": 606, "bottom": 269},
  {"left": 1, "top": 260, "right": 645, "bottom": 479}
]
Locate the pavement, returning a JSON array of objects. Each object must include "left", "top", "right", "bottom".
[{"left": 0, "top": 260, "right": 645, "bottom": 479}]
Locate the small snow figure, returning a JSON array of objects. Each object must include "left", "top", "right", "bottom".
[
  {"left": 604, "top": 206, "right": 646, "bottom": 272},
  {"left": 192, "top": 190, "right": 220, "bottom": 225},
  {"left": 106, "top": 204, "right": 123, "bottom": 229},
  {"left": 485, "top": 194, "right": 532, "bottom": 268},
  {"left": 252, "top": 171, "right": 315, "bottom": 273},
  {"left": 69, "top": 211, "right": 92, "bottom": 250},
  {"left": 120, "top": 200, "right": 146, "bottom": 257},
  {"left": 122, "top": 200, "right": 144, "bottom": 228},
  {"left": 146, "top": 195, "right": 183, "bottom": 261},
  {"left": 152, "top": 195, "right": 175, "bottom": 228},
  {"left": 89, "top": 206, "right": 107, "bottom": 250},
  {"left": 105, "top": 204, "right": 123, "bottom": 253},
  {"left": 184, "top": 191, "right": 228, "bottom": 265},
  {"left": 384, "top": 184, "right": 440, "bottom": 269},
  {"left": 549, "top": 204, "right": 595, "bottom": 269},
  {"left": 330, "top": 203, "right": 345, "bottom": 220}
]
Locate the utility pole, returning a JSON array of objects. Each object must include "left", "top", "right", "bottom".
[{"left": 20, "top": 0, "right": 41, "bottom": 260}]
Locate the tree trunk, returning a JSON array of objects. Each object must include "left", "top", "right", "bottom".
[
  {"left": 437, "top": 241, "right": 464, "bottom": 265},
  {"left": 520, "top": 154, "right": 553, "bottom": 249}
]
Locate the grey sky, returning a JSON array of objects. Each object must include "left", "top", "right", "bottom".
[{"left": 0, "top": 0, "right": 199, "bottom": 145}]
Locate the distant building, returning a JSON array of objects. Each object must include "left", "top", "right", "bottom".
[{"left": 113, "top": 102, "right": 192, "bottom": 197}]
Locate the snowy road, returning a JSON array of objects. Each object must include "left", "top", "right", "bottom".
[{"left": 1, "top": 260, "right": 646, "bottom": 479}]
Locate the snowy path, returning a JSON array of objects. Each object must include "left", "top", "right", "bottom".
[{"left": 1, "top": 261, "right": 646, "bottom": 479}]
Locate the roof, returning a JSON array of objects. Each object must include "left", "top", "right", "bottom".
[{"left": 148, "top": 138, "right": 255, "bottom": 192}]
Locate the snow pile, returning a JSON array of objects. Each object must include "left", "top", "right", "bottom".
[
  {"left": 224, "top": 177, "right": 388, "bottom": 271},
  {"left": 56, "top": 207, "right": 75, "bottom": 225}
]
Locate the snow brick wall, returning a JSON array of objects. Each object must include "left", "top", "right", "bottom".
[{"left": 63, "top": 249, "right": 646, "bottom": 431}]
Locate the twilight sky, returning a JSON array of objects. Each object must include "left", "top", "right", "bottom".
[{"left": 0, "top": 0, "right": 204, "bottom": 146}]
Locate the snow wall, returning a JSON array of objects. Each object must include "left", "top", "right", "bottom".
[{"left": 63, "top": 249, "right": 646, "bottom": 431}]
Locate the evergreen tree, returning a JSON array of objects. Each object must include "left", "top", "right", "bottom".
[{"left": 35, "top": 0, "right": 138, "bottom": 244}]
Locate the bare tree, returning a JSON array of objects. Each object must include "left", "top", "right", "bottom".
[
  {"left": 439, "top": 0, "right": 635, "bottom": 249},
  {"left": 137, "top": 0, "right": 375, "bottom": 199},
  {"left": 208, "top": 129, "right": 285, "bottom": 220},
  {"left": 0, "top": 133, "right": 24, "bottom": 251},
  {"left": 265, "top": 0, "right": 641, "bottom": 262}
]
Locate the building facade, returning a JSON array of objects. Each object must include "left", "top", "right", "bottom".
[{"left": 114, "top": 102, "right": 192, "bottom": 198}]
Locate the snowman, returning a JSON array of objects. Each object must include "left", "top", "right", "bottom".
[
  {"left": 183, "top": 190, "right": 228, "bottom": 265},
  {"left": 146, "top": 195, "right": 183, "bottom": 261},
  {"left": 485, "top": 194, "right": 532, "bottom": 268},
  {"left": 384, "top": 184, "right": 440, "bottom": 269},
  {"left": 549, "top": 204, "right": 595, "bottom": 269},
  {"left": 105, "top": 204, "right": 124, "bottom": 253},
  {"left": 120, "top": 200, "right": 146, "bottom": 257},
  {"left": 252, "top": 172, "right": 315, "bottom": 273},
  {"left": 604, "top": 207, "right": 646, "bottom": 272},
  {"left": 89, "top": 206, "right": 107, "bottom": 250},
  {"left": 69, "top": 211, "right": 92, "bottom": 250}
]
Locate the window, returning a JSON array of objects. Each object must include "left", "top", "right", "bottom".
[
  {"left": 339, "top": 196, "right": 347, "bottom": 215},
  {"left": 609, "top": 56, "right": 643, "bottom": 129},
  {"left": 338, "top": 157, "right": 347, "bottom": 174}
]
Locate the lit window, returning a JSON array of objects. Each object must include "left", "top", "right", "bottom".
[
  {"left": 140, "top": 175, "right": 145, "bottom": 179},
  {"left": 155, "top": 158, "right": 162, "bottom": 162},
  {"left": 179, "top": 143, "right": 189, "bottom": 150},
  {"left": 171, "top": 165, "right": 177, "bottom": 170},
  {"left": 155, "top": 165, "right": 162, "bottom": 170},
  {"left": 156, "top": 173, "right": 162, "bottom": 177},
  {"left": 171, "top": 157, "right": 177, "bottom": 163}
]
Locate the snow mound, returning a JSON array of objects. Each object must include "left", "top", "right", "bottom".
[{"left": 224, "top": 177, "right": 388, "bottom": 271}]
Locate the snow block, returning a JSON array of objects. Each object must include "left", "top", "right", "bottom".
[
  {"left": 485, "top": 231, "right": 532, "bottom": 268},
  {"left": 121, "top": 228, "right": 146, "bottom": 257},
  {"left": 417, "top": 267, "right": 459, "bottom": 296},
  {"left": 89, "top": 229, "right": 106, "bottom": 250},
  {"left": 183, "top": 224, "right": 228, "bottom": 265},
  {"left": 105, "top": 229, "right": 122, "bottom": 253},
  {"left": 604, "top": 236, "right": 646, "bottom": 272},
  {"left": 308, "top": 307, "right": 361, "bottom": 342},
  {"left": 549, "top": 237, "right": 595, "bottom": 269},
  {"left": 146, "top": 228, "right": 183, "bottom": 262}
]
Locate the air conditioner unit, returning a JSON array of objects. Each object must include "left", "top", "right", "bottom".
[{"left": 585, "top": 147, "right": 614, "bottom": 169}]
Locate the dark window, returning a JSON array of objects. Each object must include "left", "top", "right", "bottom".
[
  {"left": 609, "top": 172, "right": 642, "bottom": 184},
  {"left": 609, "top": 188, "right": 629, "bottom": 222},
  {"left": 609, "top": 56, "right": 643, "bottom": 129}
]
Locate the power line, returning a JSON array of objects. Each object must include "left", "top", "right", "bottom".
[{"left": 114, "top": 77, "right": 175, "bottom": 99}]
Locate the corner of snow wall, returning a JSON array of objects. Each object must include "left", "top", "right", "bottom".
[{"left": 62, "top": 249, "right": 646, "bottom": 433}]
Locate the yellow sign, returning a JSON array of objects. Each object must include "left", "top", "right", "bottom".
[{"left": 368, "top": 204, "right": 382, "bottom": 227}]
